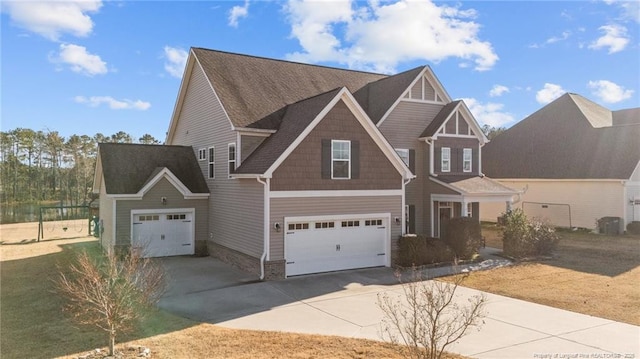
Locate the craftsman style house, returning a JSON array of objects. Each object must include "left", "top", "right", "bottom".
[{"left": 94, "top": 48, "right": 517, "bottom": 279}]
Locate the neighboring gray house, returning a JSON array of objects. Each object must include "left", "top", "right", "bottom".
[
  {"left": 96, "top": 48, "right": 517, "bottom": 279},
  {"left": 481, "top": 93, "right": 640, "bottom": 231}
]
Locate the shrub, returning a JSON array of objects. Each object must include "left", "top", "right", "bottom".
[
  {"left": 501, "top": 209, "right": 530, "bottom": 258},
  {"left": 444, "top": 217, "right": 483, "bottom": 260},
  {"left": 398, "top": 235, "right": 455, "bottom": 267},
  {"left": 627, "top": 221, "right": 640, "bottom": 235},
  {"left": 500, "top": 209, "right": 560, "bottom": 258}
]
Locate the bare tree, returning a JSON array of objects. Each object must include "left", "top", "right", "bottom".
[
  {"left": 377, "top": 269, "right": 486, "bottom": 359},
  {"left": 55, "top": 248, "right": 166, "bottom": 356}
]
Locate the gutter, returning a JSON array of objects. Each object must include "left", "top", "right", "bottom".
[{"left": 256, "top": 176, "right": 270, "bottom": 280}]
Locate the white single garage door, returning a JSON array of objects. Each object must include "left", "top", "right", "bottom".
[
  {"left": 285, "top": 214, "right": 389, "bottom": 276},
  {"left": 132, "top": 210, "right": 194, "bottom": 257}
]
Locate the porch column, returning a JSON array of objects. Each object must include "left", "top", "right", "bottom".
[{"left": 461, "top": 200, "right": 468, "bottom": 217}]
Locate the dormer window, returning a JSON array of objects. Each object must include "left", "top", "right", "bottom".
[{"left": 441, "top": 147, "right": 451, "bottom": 172}]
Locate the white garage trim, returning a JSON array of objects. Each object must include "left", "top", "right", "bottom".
[
  {"left": 284, "top": 212, "right": 391, "bottom": 277},
  {"left": 130, "top": 208, "right": 195, "bottom": 257}
]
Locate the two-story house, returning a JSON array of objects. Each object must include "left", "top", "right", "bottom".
[{"left": 93, "top": 48, "right": 517, "bottom": 279}]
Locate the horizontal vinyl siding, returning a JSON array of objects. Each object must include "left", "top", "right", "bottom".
[
  {"left": 167, "top": 62, "right": 264, "bottom": 259},
  {"left": 379, "top": 101, "right": 444, "bottom": 234},
  {"left": 212, "top": 179, "right": 264, "bottom": 258},
  {"left": 114, "top": 178, "right": 208, "bottom": 247},
  {"left": 99, "top": 176, "right": 114, "bottom": 250},
  {"left": 269, "top": 196, "right": 402, "bottom": 260},
  {"left": 480, "top": 180, "right": 625, "bottom": 229}
]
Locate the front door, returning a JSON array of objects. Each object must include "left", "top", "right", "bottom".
[{"left": 438, "top": 202, "right": 453, "bottom": 238}]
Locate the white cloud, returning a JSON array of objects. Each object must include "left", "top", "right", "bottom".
[
  {"left": 536, "top": 83, "right": 566, "bottom": 104},
  {"left": 2, "top": 0, "right": 102, "bottom": 41},
  {"left": 587, "top": 80, "right": 634, "bottom": 103},
  {"left": 489, "top": 85, "right": 509, "bottom": 97},
  {"left": 462, "top": 98, "right": 514, "bottom": 128},
  {"left": 74, "top": 96, "right": 151, "bottom": 110},
  {"left": 604, "top": 0, "right": 640, "bottom": 23},
  {"left": 284, "top": 0, "right": 498, "bottom": 73},
  {"left": 229, "top": 0, "right": 250, "bottom": 27},
  {"left": 588, "top": 24, "right": 629, "bottom": 54},
  {"left": 529, "top": 30, "right": 571, "bottom": 48},
  {"left": 50, "top": 44, "right": 107, "bottom": 76},
  {"left": 163, "top": 46, "right": 188, "bottom": 78}
]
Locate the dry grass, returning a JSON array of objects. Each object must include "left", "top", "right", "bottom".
[
  {"left": 450, "top": 224, "right": 640, "bottom": 325},
  {"left": 0, "top": 221, "right": 465, "bottom": 359}
]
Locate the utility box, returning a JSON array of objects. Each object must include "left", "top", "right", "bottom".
[{"left": 598, "top": 217, "right": 622, "bottom": 235}]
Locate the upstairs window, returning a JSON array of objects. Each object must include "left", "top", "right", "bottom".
[
  {"left": 228, "top": 143, "right": 236, "bottom": 178},
  {"left": 198, "top": 148, "right": 207, "bottom": 161},
  {"left": 332, "top": 140, "right": 351, "bottom": 179},
  {"left": 463, "top": 148, "right": 472, "bottom": 172},
  {"left": 208, "top": 147, "right": 215, "bottom": 179},
  {"left": 441, "top": 147, "right": 451, "bottom": 172},
  {"left": 395, "top": 148, "right": 409, "bottom": 166}
]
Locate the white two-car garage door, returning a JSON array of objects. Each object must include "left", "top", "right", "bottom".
[
  {"left": 131, "top": 209, "right": 194, "bottom": 257},
  {"left": 284, "top": 214, "right": 389, "bottom": 276}
]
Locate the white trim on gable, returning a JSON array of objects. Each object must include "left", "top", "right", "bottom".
[
  {"left": 166, "top": 49, "right": 236, "bottom": 144},
  {"left": 92, "top": 148, "right": 103, "bottom": 194},
  {"left": 377, "top": 66, "right": 453, "bottom": 127},
  {"left": 262, "top": 88, "right": 414, "bottom": 180},
  {"left": 419, "top": 101, "right": 489, "bottom": 144},
  {"left": 107, "top": 168, "right": 210, "bottom": 200}
]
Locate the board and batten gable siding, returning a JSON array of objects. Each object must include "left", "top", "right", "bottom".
[
  {"left": 114, "top": 177, "right": 208, "bottom": 247},
  {"left": 270, "top": 99, "right": 402, "bottom": 191},
  {"left": 378, "top": 101, "right": 444, "bottom": 234},
  {"left": 99, "top": 175, "right": 114, "bottom": 251},
  {"left": 167, "top": 61, "right": 265, "bottom": 258},
  {"left": 269, "top": 196, "right": 403, "bottom": 261},
  {"left": 480, "top": 180, "right": 625, "bottom": 229}
]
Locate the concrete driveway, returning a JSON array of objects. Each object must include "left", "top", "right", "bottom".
[{"left": 158, "top": 256, "right": 640, "bottom": 358}]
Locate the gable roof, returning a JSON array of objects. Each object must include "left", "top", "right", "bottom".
[
  {"left": 235, "top": 87, "right": 414, "bottom": 180},
  {"left": 420, "top": 100, "right": 462, "bottom": 138},
  {"left": 482, "top": 93, "right": 640, "bottom": 180},
  {"left": 192, "top": 48, "right": 387, "bottom": 129},
  {"left": 96, "top": 143, "right": 209, "bottom": 195},
  {"left": 235, "top": 88, "right": 343, "bottom": 175}
]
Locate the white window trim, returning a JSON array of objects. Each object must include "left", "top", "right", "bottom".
[
  {"left": 228, "top": 143, "right": 236, "bottom": 178},
  {"left": 395, "top": 148, "right": 409, "bottom": 167},
  {"left": 441, "top": 147, "right": 451, "bottom": 172},
  {"left": 331, "top": 140, "right": 351, "bottom": 179},
  {"left": 463, "top": 148, "right": 472, "bottom": 173},
  {"left": 198, "top": 148, "right": 207, "bottom": 161},
  {"left": 208, "top": 146, "right": 215, "bottom": 179}
]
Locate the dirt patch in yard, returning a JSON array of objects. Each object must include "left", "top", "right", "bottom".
[
  {"left": 1, "top": 222, "right": 465, "bottom": 359},
  {"left": 454, "top": 224, "right": 640, "bottom": 325}
]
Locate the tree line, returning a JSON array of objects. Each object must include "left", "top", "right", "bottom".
[{"left": 0, "top": 128, "right": 161, "bottom": 208}]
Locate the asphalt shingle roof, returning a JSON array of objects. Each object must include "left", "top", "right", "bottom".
[
  {"left": 99, "top": 143, "right": 209, "bottom": 194},
  {"left": 482, "top": 93, "right": 640, "bottom": 180}
]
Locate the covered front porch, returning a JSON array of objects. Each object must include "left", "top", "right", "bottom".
[{"left": 429, "top": 175, "right": 519, "bottom": 238}]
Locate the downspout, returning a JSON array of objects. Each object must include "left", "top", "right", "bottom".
[
  {"left": 424, "top": 138, "right": 435, "bottom": 176},
  {"left": 402, "top": 177, "right": 413, "bottom": 235},
  {"left": 256, "top": 176, "right": 269, "bottom": 280}
]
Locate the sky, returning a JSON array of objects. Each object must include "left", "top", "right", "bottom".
[{"left": 1, "top": 0, "right": 639, "bottom": 143}]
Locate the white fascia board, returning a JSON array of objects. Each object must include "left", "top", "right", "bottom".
[
  {"left": 377, "top": 66, "right": 453, "bottom": 127},
  {"left": 92, "top": 149, "right": 103, "bottom": 194},
  {"left": 231, "top": 173, "right": 261, "bottom": 179},
  {"left": 263, "top": 88, "right": 414, "bottom": 179},
  {"left": 235, "top": 127, "right": 276, "bottom": 136},
  {"left": 456, "top": 100, "right": 489, "bottom": 144},
  {"left": 165, "top": 51, "right": 196, "bottom": 144},
  {"left": 106, "top": 168, "right": 209, "bottom": 200},
  {"left": 270, "top": 189, "right": 403, "bottom": 198},
  {"left": 166, "top": 50, "right": 236, "bottom": 144}
]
